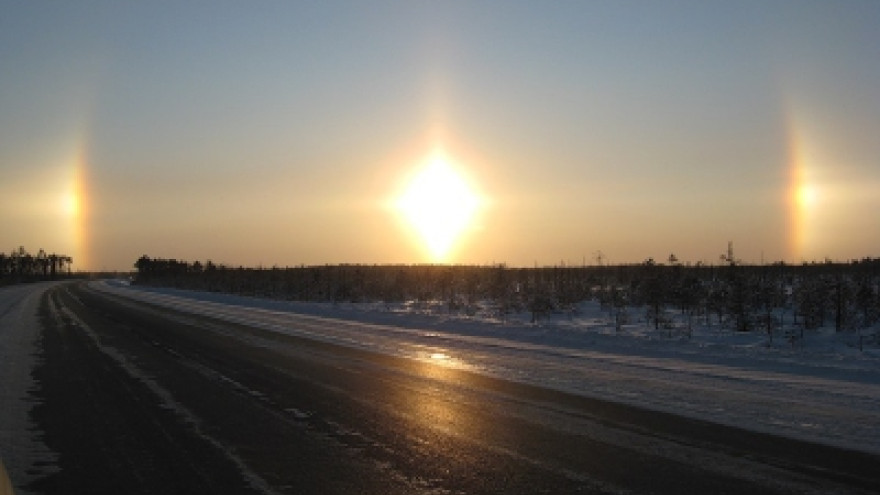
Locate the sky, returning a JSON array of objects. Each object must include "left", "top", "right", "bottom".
[{"left": 1, "top": 1, "right": 878, "bottom": 271}]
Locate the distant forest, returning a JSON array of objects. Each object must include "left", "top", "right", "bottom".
[
  {"left": 0, "top": 246, "right": 73, "bottom": 285},
  {"left": 133, "top": 248, "right": 880, "bottom": 340}
]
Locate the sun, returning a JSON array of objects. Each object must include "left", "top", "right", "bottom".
[{"left": 396, "top": 153, "right": 480, "bottom": 262}]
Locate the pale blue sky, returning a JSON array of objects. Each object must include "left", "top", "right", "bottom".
[{"left": 2, "top": 1, "right": 878, "bottom": 270}]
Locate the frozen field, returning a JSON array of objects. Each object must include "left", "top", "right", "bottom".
[{"left": 95, "top": 280, "right": 880, "bottom": 455}]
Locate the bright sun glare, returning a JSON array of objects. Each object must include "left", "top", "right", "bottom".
[{"left": 396, "top": 154, "right": 480, "bottom": 262}]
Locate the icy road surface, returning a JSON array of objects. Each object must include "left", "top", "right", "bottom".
[
  {"left": 93, "top": 280, "right": 880, "bottom": 455},
  {"left": 0, "top": 283, "right": 59, "bottom": 495}
]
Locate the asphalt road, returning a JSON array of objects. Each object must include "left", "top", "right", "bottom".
[{"left": 14, "top": 282, "right": 880, "bottom": 494}]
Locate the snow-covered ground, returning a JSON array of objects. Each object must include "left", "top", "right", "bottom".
[{"left": 96, "top": 280, "right": 880, "bottom": 455}]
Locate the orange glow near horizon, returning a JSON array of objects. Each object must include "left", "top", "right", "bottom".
[{"left": 395, "top": 151, "right": 481, "bottom": 263}]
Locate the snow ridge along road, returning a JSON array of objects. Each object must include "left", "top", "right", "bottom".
[{"left": 93, "top": 280, "right": 880, "bottom": 455}]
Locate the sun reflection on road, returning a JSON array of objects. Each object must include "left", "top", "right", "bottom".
[
  {"left": 402, "top": 351, "right": 469, "bottom": 432},
  {"left": 416, "top": 349, "right": 469, "bottom": 377}
]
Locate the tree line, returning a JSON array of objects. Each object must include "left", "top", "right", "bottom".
[
  {"left": 133, "top": 251, "right": 880, "bottom": 343},
  {"left": 0, "top": 246, "right": 73, "bottom": 285}
]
